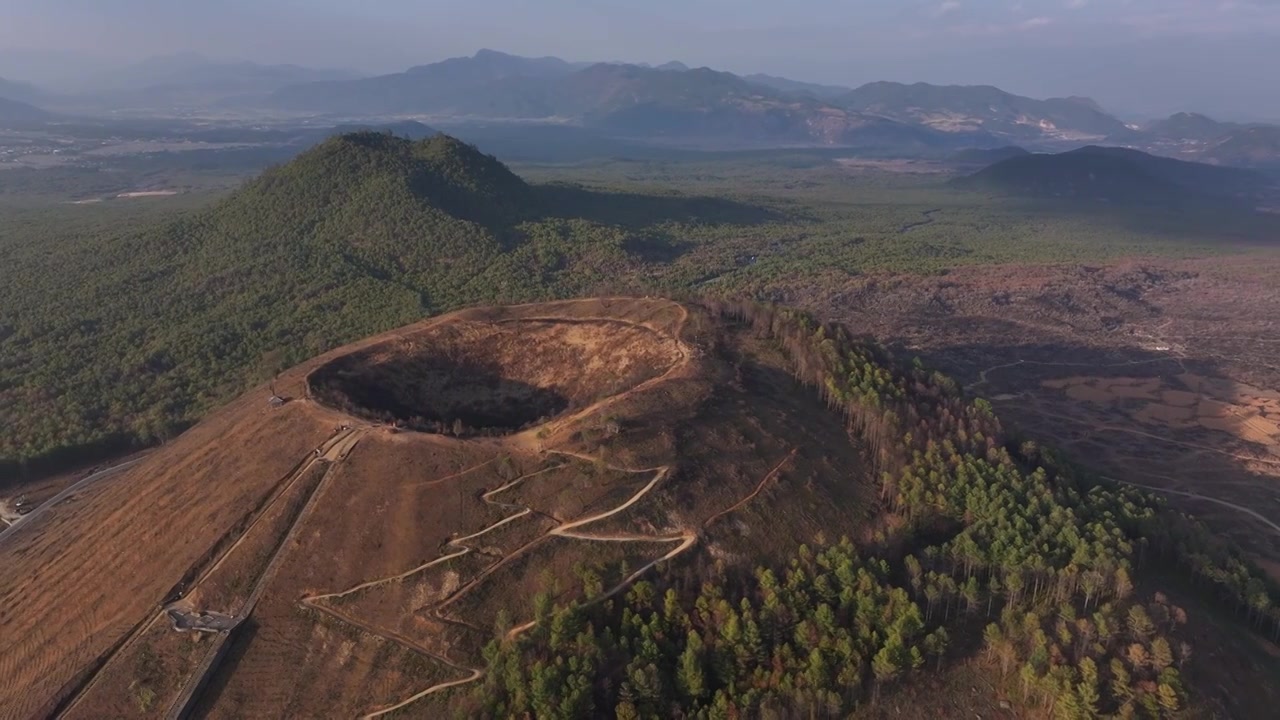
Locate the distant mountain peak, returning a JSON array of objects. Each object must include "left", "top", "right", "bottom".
[
  {"left": 1145, "top": 112, "right": 1233, "bottom": 142},
  {"left": 842, "top": 80, "right": 1126, "bottom": 141},
  {"left": 955, "top": 144, "right": 1266, "bottom": 205},
  {"left": 0, "top": 95, "right": 52, "bottom": 125},
  {"left": 0, "top": 76, "right": 44, "bottom": 103},
  {"left": 250, "top": 132, "right": 533, "bottom": 237}
]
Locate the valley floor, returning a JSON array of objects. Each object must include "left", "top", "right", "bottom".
[{"left": 781, "top": 253, "right": 1280, "bottom": 578}]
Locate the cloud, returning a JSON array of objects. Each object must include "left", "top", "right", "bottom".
[
  {"left": 1019, "top": 16, "right": 1055, "bottom": 28},
  {"left": 939, "top": 13, "right": 1058, "bottom": 37},
  {"left": 933, "top": 1, "right": 962, "bottom": 17}
]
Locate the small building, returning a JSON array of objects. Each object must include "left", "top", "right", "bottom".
[{"left": 268, "top": 395, "right": 286, "bottom": 409}]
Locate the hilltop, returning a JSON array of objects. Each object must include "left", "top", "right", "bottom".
[
  {"left": 0, "top": 132, "right": 779, "bottom": 476},
  {"left": 326, "top": 120, "right": 439, "bottom": 140},
  {"left": 742, "top": 72, "right": 852, "bottom": 100},
  {"left": 0, "top": 76, "right": 42, "bottom": 104},
  {"left": 2, "top": 298, "right": 1275, "bottom": 718},
  {"left": 955, "top": 145, "right": 1270, "bottom": 205},
  {"left": 0, "top": 132, "right": 536, "bottom": 472},
  {"left": 269, "top": 49, "right": 577, "bottom": 117},
  {"left": 561, "top": 63, "right": 953, "bottom": 148},
  {"left": 1145, "top": 112, "right": 1234, "bottom": 142}
]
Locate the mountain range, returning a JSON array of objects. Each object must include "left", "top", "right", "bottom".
[
  {"left": 266, "top": 50, "right": 1280, "bottom": 161},
  {"left": 838, "top": 81, "right": 1130, "bottom": 141},
  {"left": 1202, "top": 125, "right": 1280, "bottom": 169},
  {"left": 4, "top": 49, "right": 1280, "bottom": 166},
  {"left": 272, "top": 52, "right": 980, "bottom": 150}
]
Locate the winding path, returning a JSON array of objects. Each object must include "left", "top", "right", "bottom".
[
  {"left": 302, "top": 456, "right": 685, "bottom": 718},
  {"left": 703, "top": 450, "right": 797, "bottom": 529},
  {"left": 302, "top": 442, "right": 791, "bottom": 718},
  {"left": 962, "top": 344, "right": 1280, "bottom": 548},
  {"left": 898, "top": 208, "right": 941, "bottom": 234},
  {"left": 508, "top": 304, "right": 691, "bottom": 452},
  {"left": 285, "top": 302, "right": 785, "bottom": 717},
  {"left": 1107, "top": 477, "right": 1280, "bottom": 537},
  {"left": 0, "top": 458, "right": 144, "bottom": 546},
  {"left": 965, "top": 355, "right": 1184, "bottom": 393},
  {"left": 1029, "top": 406, "right": 1280, "bottom": 469}
]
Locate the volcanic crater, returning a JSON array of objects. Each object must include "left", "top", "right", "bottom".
[{"left": 306, "top": 317, "right": 684, "bottom": 434}]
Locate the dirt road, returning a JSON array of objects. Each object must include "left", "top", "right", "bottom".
[
  {"left": 0, "top": 458, "right": 143, "bottom": 546},
  {"left": 1108, "top": 477, "right": 1280, "bottom": 537},
  {"left": 302, "top": 442, "right": 794, "bottom": 717}
]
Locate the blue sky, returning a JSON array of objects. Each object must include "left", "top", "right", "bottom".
[{"left": 3, "top": 0, "right": 1279, "bottom": 117}]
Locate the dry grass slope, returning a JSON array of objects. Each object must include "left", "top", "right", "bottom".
[{"left": 0, "top": 297, "right": 875, "bottom": 719}]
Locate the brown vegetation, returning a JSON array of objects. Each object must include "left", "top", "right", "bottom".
[{"left": 777, "top": 254, "right": 1280, "bottom": 577}]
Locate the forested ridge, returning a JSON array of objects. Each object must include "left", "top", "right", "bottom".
[
  {"left": 6, "top": 132, "right": 1277, "bottom": 478},
  {"left": 444, "top": 303, "right": 1280, "bottom": 719},
  {"left": 0, "top": 133, "right": 771, "bottom": 478},
  {"left": 4, "top": 131, "right": 1278, "bottom": 715}
]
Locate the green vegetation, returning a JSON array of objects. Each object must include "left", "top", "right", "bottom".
[
  {"left": 3, "top": 133, "right": 1278, "bottom": 479},
  {"left": 0, "top": 133, "right": 769, "bottom": 475},
  {"left": 3, "top": 131, "right": 1278, "bottom": 714},
  {"left": 446, "top": 304, "right": 1279, "bottom": 718},
  {"left": 954, "top": 146, "right": 1269, "bottom": 205}
]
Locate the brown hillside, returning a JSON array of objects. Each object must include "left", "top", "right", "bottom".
[{"left": 0, "top": 298, "right": 874, "bottom": 719}]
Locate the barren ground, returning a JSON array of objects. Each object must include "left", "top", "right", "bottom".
[{"left": 781, "top": 251, "right": 1280, "bottom": 576}]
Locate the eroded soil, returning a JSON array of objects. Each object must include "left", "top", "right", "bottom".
[{"left": 783, "top": 252, "right": 1280, "bottom": 575}]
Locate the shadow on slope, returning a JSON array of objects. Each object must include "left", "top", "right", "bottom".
[
  {"left": 906, "top": 334, "right": 1280, "bottom": 573},
  {"left": 533, "top": 182, "right": 784, "bottom": 229}
]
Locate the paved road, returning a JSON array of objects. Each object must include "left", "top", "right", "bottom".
[{"left": 0, "top": 458, "right": 144, "bottom": 545}]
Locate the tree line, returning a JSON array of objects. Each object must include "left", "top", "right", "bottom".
[{"left": 433, "top": 301, "right": 1278, "bottom": 718}]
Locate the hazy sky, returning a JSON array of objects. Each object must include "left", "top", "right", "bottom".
[{"left": 3, "top": 0, "right": 1279, "bottom": 118}]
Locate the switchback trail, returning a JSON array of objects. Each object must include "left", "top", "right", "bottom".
[{"left": 303, "top": 442, "right": 792, "bottom": 718}]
